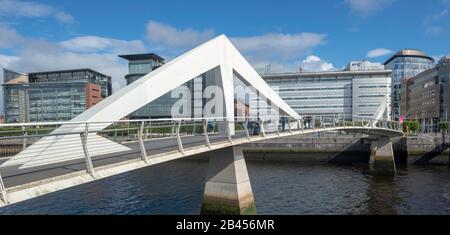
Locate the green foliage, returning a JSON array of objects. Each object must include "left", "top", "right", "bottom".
[
  {"left": 439, "top": 122, "right": 450, "bottom": 131},
  {"left": 403, "top": 120, "right": 420, "bottom": 133}
]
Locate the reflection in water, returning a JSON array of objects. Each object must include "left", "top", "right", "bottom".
[
  {"left": 364, "top": 176, "right": 400, "bottom": 215},
  {"left": 0, "top": 158, "right": 449, "bottom": 215}
]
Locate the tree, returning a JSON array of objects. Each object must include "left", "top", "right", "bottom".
[{"left": 403, "top": 120, "right": 420, "bottom": 134}]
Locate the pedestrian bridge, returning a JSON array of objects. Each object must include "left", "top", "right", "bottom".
[
  {"left": 0, "top": 34, "right": 403, "bottom": 213},
  {"left": 0, "top": 116, "right": 402, "bottom": 208}
]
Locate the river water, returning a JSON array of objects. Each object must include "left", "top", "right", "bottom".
[{"left": 1, "top": 157, "right": 450, "bottom": 215}]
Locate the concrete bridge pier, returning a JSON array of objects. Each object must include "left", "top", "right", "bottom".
[
  {"left": 370, "top": 137, "right": 397, "bottom": 176},
  {"left": 201, "top": 146, "right": 256, "bottom": 215}
]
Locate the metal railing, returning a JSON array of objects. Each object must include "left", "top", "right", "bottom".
[{"left": 0, "top": 115, "right": 401, "bottom": 204}]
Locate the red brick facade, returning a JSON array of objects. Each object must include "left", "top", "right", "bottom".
[{"left": 85, "top": 83, "right": 103, "bottom": 109}]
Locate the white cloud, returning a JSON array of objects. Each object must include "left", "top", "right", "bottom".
[
  {"left": 0, "top": 0, "right": 74, "bottom": 24},
  {"left": 0, "top": 24, "right": 23, "bottom": 48},
  {"left": 299, "top": 55, "right": 335, "bottom": 72},
  {"left": 367, "top": 48, "right": 393, "bottom": 58},
  {"left": 146, "top": 20, "right": 215, "bottom": 49},
  {"left": 60, "top": 36, "right": 146, "bottom": 54},
  {"left": 253, "top": 55, "right": 335, "bottom": 74},
  {"left": 0, "top": 0, "right": 52, "bottom": 17},
  {"left": 345, "top": 0, "right": 394, "bottom": 17},
  {"left": 145, "top": 20, "right": 328, "bottom": 71},
  {"left": 425, "top": 26, "right": 443, "bottom": 37},
  {"left": 54, "top": 11, "right": 75, "bottom": 24},
  {"left": 8, "top": 39, "right": 128, "bottom": 92},
  {"left": 0, "top": 54, "right": 19, "bottom": 67},
  {"left": 231, "top": 33, "right": 327, "bottom": 61},
  {"left": 423, "top": 9, "right": 449, "bottom": 37},
  {"left": 1, "top": 29, "right": 138, "bottom": 96},
  {"left": 229, "top": 34, "right": 328, "bottom": 73},
  {"left": 424, "top": 9, "right": 448, "bottom": 24}
]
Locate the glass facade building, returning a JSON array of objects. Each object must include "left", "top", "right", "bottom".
[
  {"left": 384, "top": 49, "right": 434, "bottom": 120},
  {"left": 119, "top": 53, "right": 175, "bottom": 119},
  {"left": 258, "top": 64, "right": 392, "bottom": 122},
  {"left": 401, "top": 55, "right": 450, "bottom": 132},
  {"left": 120, "top": 53, "right": 207, "bottom": 119},
  {"left": 2, "top": 68, "right": 112, "bottom": 123}
]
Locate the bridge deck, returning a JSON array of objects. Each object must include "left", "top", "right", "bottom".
[
  {"left": 0, "top": 126, "right": 402, "bottom": 207},
  {"left": 0, "top": 131, "right": 249, "bottom": 188}
]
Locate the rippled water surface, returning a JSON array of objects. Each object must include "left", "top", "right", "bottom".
[{"left": 1, "top": 158, "right": 450, "bottom": 215}]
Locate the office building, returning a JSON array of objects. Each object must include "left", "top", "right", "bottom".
[
  {"left": 257, "top": 62, "right": 392, "bottom": 121},
  {"left": 2, "top": 68, "right": 112, "bottom": 123},
  {"left": 400, "top": 55, "right": 450, "bottom": 132},
  {"left": 120, "top": 53, "right": 174, "bottom": 119},
  {"left": 384, "top": 49, "right": 435, "bottom": 120},
  {"left": 119, "top": 53, "right": 209, "bottom": 119}
]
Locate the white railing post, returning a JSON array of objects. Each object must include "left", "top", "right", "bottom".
[
  {"left": 297, "top": 119, "right": 303, "bottom": 132},
  {"left": 312, "top": 116, "right": 316, "bottom": 130},
  {"left": 148, "top": 121, "right": 152, "bottom": 139},
  {"left": 260, "top": 118, "right": 266, "bottom": 137},
  {"left": 176, "top": 120, "right": 184, "bottom": 155},
  {"left": 138, "top": 121, "right": 149, "bottom": 164},
  {"left": 288, "top": 118, "right": 292, "bottom": 134},
  {"left": 275, "top": 118, "right": 280, "bottom": 136},
  {"left": 22, "top": 126, "right": 27, "bottom": 150},
  {"left": 203, "top": 119, "right": 211, "bottom": 148},
  {"left": 244, "top": 119, "right": 251, "bottom": 140},
  {"left": 0, "top": 172, "right": 8, "bottom": 204},
  {"left": 192, "top": 124, "right": 197, "bottom": 136},
  {"left": 171, "top": 122, "right": 176, "bottom": 137},
  {"left": 144, "top": 122, "right": 149, "bottom": 140},
  {"left": 320, "top": 116, "right": 324, "bottom": 128},
  {"left": 80, "top": 123, "right": 95, "bottom": 178},
  {"left": 226, "top": 119, "right": 233, "bottom": 144}
]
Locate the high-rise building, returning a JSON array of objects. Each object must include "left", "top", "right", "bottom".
[
  {"left": 119, "top": 53, "right": 175, "bottom": 119},
  {"left": 257, "top": 62, "right": 392, "bottom": 121},
  {"left": 2, "top": 68, "right": 112, "bottom": 123},
  {"left": 384, "top": 49, "right": 435, "bottom": 120},
  {"left": 119, "top": 53, "right": 208, "bottom": 119},
  {"left": 401, "top": 55, "right": 450, "bottom": 132}
]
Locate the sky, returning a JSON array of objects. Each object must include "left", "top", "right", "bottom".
[{"left": 1, "top": 0, "right": 450, "bottom": 114}]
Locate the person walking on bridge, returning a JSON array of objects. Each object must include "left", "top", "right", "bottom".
[{"left": 280, "top": 116, "right": 287, "bottom": 132}]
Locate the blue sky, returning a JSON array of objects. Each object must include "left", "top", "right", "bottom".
[{"left": 1, "top": 0, "right": 450, "bottom": 94}]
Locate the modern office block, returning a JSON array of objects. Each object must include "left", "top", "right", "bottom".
[
  {"left": 258, "top": 63, "right": 392, "bottom": 121},
  {"left": 384, "top": 49, "right": 434, "bottom": 120},
  {"left": 401, "top": 55, "right": 450, "bottom": 132},
  {"left": 2, "top": 68, "right": 112, "bottom": 123}
]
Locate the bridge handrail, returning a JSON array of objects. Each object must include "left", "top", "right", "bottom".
[
  {"left": 0, "top": 115, "right": 400, "bottom": 128},
  {"left": 0, "top": 114, "right": 403, "bottom": 205},
  {"left": 0, "top": 115, "right": 402, "bottom": 145}
]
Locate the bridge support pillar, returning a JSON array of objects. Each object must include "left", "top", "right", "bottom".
[
  {"left": 370, "top": 137, "right": 396, "bottom": 176},
  {"left": 392, "top": 137, "right": 409, "bottom": 165},
  {"left": 201, "top": 146, "right": 256, "bottom": 215}
]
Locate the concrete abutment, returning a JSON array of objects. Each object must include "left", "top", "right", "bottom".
[
  {"left": 370, "top": 137, "right": 397, "bottom": 176},
  {"left": 201, "top": 145, "right": 256, "bottom": 215}
]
